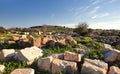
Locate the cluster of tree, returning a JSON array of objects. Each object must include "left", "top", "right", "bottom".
[
  {"left": 31, "top": 24, "right": 73, "bottom": 33},
  {"left": 74, "top": 22, "right": 120, "bottom": 36}
]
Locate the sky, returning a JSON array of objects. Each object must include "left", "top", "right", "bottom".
[{"left": 0, "top": 0, "right": 120, "bottom": 29}]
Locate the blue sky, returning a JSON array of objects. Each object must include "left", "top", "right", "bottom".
[{"left": 0, "top": 0, "right": 120, "bottom": 29}]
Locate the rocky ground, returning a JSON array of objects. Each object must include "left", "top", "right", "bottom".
[{"left": 0, "top": 35, "right": 120, "bottom": 74}]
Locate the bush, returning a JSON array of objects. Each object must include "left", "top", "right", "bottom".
[{"left": 74, "top": 22, "right": 93, "bottom": 36}]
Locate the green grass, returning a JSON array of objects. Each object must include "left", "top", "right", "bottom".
[{"left": 0, "top": 36, "right": 119, "bottom": 74}]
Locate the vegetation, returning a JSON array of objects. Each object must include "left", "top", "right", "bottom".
[
  {"left": 30, "top": 25, "right": 73, "bottom": 33},
  {"left": 0, "top": 26, "right": 7, "bottom": 33},
  {"left": 74, "top": 22, "right": 93, "bottom": 36},
  {"left": 0, "top": 24, "right": 120, "bottom": 74},
  {"left": 74, "top": 37, "right": 104, "bottom": 60}
]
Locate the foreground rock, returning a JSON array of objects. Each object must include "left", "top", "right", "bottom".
[
  {"left": 104, "top": 50, "right": 118, "bottom": 62},
  {"left": 108, "top": 66, "right": 120, "bottom": 74},
  {"left": 103, "top": 44, "right": 113, "bottom": 54},
  {"left": 81, "top": 58, "right": 108, "bottom": 74},
  {"left": 41, "top": 37, "right": 49, "bottom": 45},
  {"left": 33, "top": 37, "right": 41, "bottom": 47},
  {"left": 37, "top": 51, "right": 79, "bottom": 74},
  {"left": 65, "top": 36, "right": 77, "bottom": 45},
  {"left": 0, "top": 65, "right": 5, "bottom": 74},
  {"left": 0, "top": 49, "right": 15, "bottom": 61},
  {"left": 51, "top": 59, "right": 77, "bottom": 74},
  {"left": 64, "top": 51, "right": 81, "bottom": 62},
  {"left": 15, "top": 46, "right": 43, "bottom": 65},
  {"left": 10, "top": 36, "right": 19, "bottom": 41},
  {"left": 103, "top": 44, "right": 120, "bottom": 62},
  {"left": 10, "top": 68, "right": 34, "bottom": 74},
  {"left": 50, "top": 53, "right": 64, "bottom": 60},
  {"left": 37, "top": 56, "right": 53, "bottom": 71},
  {"left": 46, "top": 40, "right": 55, "bottom": 47}
]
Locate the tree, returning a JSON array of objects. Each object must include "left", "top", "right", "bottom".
[
  {"left": 0, "top": 26, "right": 7, "bottom": 33},
  {"left": 41, "top": 24, "right": 48, "bottom": 34},
  {"left": 74, "top": 22, "right": 93, "bottom": 36}
]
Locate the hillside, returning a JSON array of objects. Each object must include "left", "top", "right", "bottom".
[{"left": 30, "top": 25, "right": 73, "bottom": 33}]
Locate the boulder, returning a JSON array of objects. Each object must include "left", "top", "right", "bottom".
[
  {"left": 33, "top": 37, "right": 41, "bottom": 47},
  {"left": 65, "top": 36, "right": 77, "bottom": 45},
  {"left": 50, "top": 53, "right": 64, "bottom": 60},
  {"left": 46, "top": 40, "right": 55, "bottom": 47},
  {"left": 0, "top": 49, "right": 15, "bottom": 61},
  {"left": 41, "top": 37, "right": 49, "bottom": 45},
  {"left": 64, "top": 51, "right": 81, "bottom": 62},
  {"left": 85, "top": 59, "right": 108, "bottom": 70},
  {"left": 81, "top": 59, "right": 108, "bottom": 74},
  {"left": 51, "top": 59, "right": 77, "bottom": 74},
  {"left": 20, "top": 35, "right": 27, "bottom": 39},
  {"left": 0, "top": 65, "right": 5, "bottom": 74},
  {"left": 104, "top": 50, "right": 118, "bottom": 62},
  {"left": 37, "top": 56, "right": 53, "bottom": 71},
  {"left": 114, "top": 49, "right": 120, "bottom": 61},
  {"left": 56, "top": 39, "right": 66, "bottom": 46},
  {"left": 10, "top": 36, "right": 19, "bottom": 41},
  {"left": 103, "top": 44, "right": 113, "bottom": 54},
  {"left": 15, "top": 46, "right": 43, "bottom": 65},
  {"left": 108, "top": 66, "right": 120, "bottom": 74},
  {"left": 10, "top": 68, "right": 34, "bottom": 74}
]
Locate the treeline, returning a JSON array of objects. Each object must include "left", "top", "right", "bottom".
[
  {"left": 1, "top": 23, "right": 120, "bottom": 36},
  {"left": 73, "top": 22, "right": 120, "bottom": 36}
]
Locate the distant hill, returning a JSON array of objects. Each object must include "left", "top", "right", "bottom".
[{"left": 30, "top": 25, "right": 73, "bottom": 33}]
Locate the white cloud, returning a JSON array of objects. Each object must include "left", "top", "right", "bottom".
[
  {"left": 92, "top": 0, "right": 100, "bottom": 5},
  {"left": 90, "top": 6, "right": 100, "bottom": 14},
  {"left": 100, "top": 13, "right": 110, "bottom": 17},
  {"left": 91, "top": 12, "right": 110, "bottom": 19},
  {"left": 89, "top": 20, "right": 120, "bottom": 29},
  {"left": 91, "top": 15, "right": 98, "bottom": 19}
]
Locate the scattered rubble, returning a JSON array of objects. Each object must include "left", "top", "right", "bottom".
[
  {"left": 81, "top": 58, "right": 108, "bottom": 74},
  {"left": 15, "top": 46, "right": 43, "bottom": 65},
  {"left": 10, "top": 68, "right": 34, "bottom": 74},
  {"left": 0, "top": 49, "right": 15, "bottom": 61}
]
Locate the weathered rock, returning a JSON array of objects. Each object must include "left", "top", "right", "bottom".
[
  {"left": 37, "top": 56, "right": 53, "bottom": 71},
  {"left": 104, "top": 50, "right": 118, "bottom": 62},
  {"left": 85, "top": 59, "right": 108, "bottom": 70},
  {"left": 108, "top": 66, "right": 120, "bottom": 74},
  {"left": 17, "top": 40, "right": 32, "bottom": 47},
  {"left": 15, "top": 46, "right": 43, "bottom": 65},
  {"left": 46, "top": 40, "right": 55, "bottom": 47},
  {"left": 51, "top": 59, "right": 77, "bottom": 74},
  {"left": 113, "top": 49, "right": 120, "bottom": 61},
  {"left": 33, "top": 37, "right": 41, "bottom": 47},
  {"left": 117, "top": 52, "right": 120, "bottom": 61},
  {"left": 0, "top": 49, "right": 15, "bottom": 61},
  {"left": 65, "top": 36, "right": 77, "bottom": 45},
  {"left": 41, "top": 37, "right": 49, "bottom": 45},
  {"left": 81, "top": 59, "right": 108, "bottom": 74},
  {"left": 0, "top": 65, "right": 5, "bottom": 74},
  {"left": 50, "top": 53, "right": 64, "bottom": 60},
  {"left": 10, "top": 68, "right": 34, "bottom": 74},
  {"left": 10, "top": 36, "right": 19, "bottom": 41},
  {"left": 103, "top": 44, "right": 113, "bottom": 54},
  {"left": 56, "top": 39, "right": 66, "bottom": 46},
  {"left": 20, "top": 35, "right": 27, "bottom": 39},
  {"left": 64, "top": 51, "right": 81, "bottom": 62}
]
